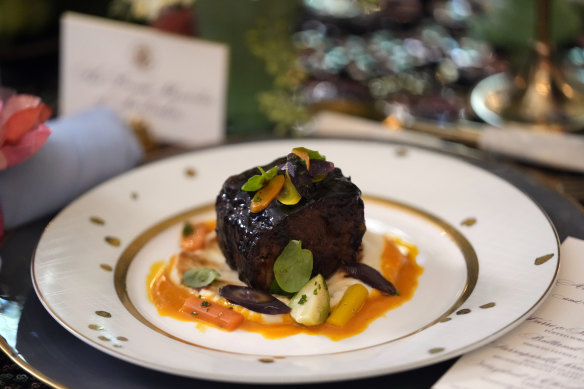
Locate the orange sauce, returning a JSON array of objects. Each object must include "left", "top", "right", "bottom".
[
  {"left": 146, "top": 256, "right": 195, "bottom": 322},
  {"left": 147, "top": 237, "right": 423, "bottom": 340}
]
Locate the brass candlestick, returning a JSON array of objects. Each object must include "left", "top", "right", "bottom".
[{"left": 471, "top": 0, "right": 584, "bottom": 132}]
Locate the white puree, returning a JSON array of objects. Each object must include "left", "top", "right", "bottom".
[{"left": 168, "top": 229, "right": 397, "bottom": 324}]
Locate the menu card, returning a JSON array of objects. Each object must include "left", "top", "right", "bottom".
[
  {"left": 60, "top": 12, "right": 228, "bottom": 147},
  {"left": 434, "top": 237, "right": 584, "bottom": 388}
]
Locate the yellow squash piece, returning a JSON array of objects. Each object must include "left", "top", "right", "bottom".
[
  {"left": 277, "top": 171, "right": 302, "bottom": 205},
  {"left": 326, "top": 283, "right": 369, "bottom": 327},
  {"left": 250, "top": 174, "right": 285, "bottom": 213}
]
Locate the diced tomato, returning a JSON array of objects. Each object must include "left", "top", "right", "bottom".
[{"left": 180, "top": 222, "right": 207, "bottom": 252}]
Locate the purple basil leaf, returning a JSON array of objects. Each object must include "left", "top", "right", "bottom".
[
  {"left": 286, "top": 153, "right": 313, "bottom": 197},
  {"left": 219, "top": 285, "right": 291, "bottom": 314},
  {"left": 344, "top": 263, "right": 398, "bottom": 295},
  {"left": 277, "top": 162, "right": 287, "bottom": 174},
  {"left": 309, "top": 159, "right": 335, "bottom": 177}
]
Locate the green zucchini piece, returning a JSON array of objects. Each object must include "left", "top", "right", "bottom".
[{"left": 289, "top": 274, "right": 330, "bottom": 326}]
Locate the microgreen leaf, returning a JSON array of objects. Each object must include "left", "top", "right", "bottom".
[
  {"left": 273, "top": 240, "right": 313, "bottom": 293},
  {"left": 182, "top": 222, "right": 194, "bottom": 237},
  {"left": 263, "top": 166, "right": 278, "bottom": 180},
  {"left": 269, "top": 279, "right": 295, "bottom": 297},
  {"left": 241, "top": 175, "right": 264, "bottom": 192},
  {"left": 182, "top": 268, "right": 220, "bottom": 288},
  {"left": 292, "top": 147, "right": 326, "bottom": 161},
  {"left": 241, "top": 166, "right": 279, "bottom": 192}
]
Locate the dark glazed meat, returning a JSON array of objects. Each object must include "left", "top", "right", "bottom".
[{"left": 215, "top": 157, "right": 366, "bottom": 291}]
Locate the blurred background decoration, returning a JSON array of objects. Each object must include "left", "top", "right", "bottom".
[
  {"left": 0, "top": 0, "right": 110, "bottom": 114},
  {"left": 471, "top": 0, "right": 582, "bottom": 69},
  {"left": 471, "top": 0, "right": 584, "bottom": 131},
  {"left": 2, "top": 0, "right": 584, "bottom": 137}
]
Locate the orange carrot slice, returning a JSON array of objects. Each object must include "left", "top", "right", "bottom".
[
  {"left": 292, "top": 147, "right": 310, "bottom": 171},
  {"left": 180, "top": 295, "right": 244, "bottom": 331},
  {"left": 250, "top": 174, "right": 285, "bottom": 213}
]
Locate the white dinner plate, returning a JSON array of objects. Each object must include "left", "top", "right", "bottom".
[{"left": 32, "top": 139, "right": 559, "bottom": 383}]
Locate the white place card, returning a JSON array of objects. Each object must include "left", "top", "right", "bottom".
[
  {"left": 434, "top": 237, "right": 584, "bottom": 388},
  {"left": 60, "top": 12, "right": 228, "bottom": 147}
]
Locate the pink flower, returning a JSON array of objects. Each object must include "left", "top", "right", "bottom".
[
  {"left": 0, "top": 94, "right": 52, "bottom": 170},
  {"left": 151, "top": 6, "right": 197, "bottom": 36}
]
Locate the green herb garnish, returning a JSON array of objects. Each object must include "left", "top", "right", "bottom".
[
  {"left": 241, "top": 166, "right": 278, "bottom": 192},
  {"left": 293, "top": 147, "right": 326, "bottom": 161},
  {"left": 268, "top": 279, "right": 295, "bottom": 297},
  {"left": 182, "top": 268, "right": 220, "bottom": 288},
  {"left": 200, "top": 301, "right": 210, "bottom": 307},
  {"left": 298, "top": 294, "right": 307, "bottom": 305},
  {"left": 182, "top": 222, "right": 194, "bottom": 237},
  {"left": 273, "top": 240, "right": 313, "bottom": 293}
]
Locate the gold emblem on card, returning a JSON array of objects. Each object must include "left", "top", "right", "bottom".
[{"left": 133, "top": 44, "right": 152, "bottom": 70}]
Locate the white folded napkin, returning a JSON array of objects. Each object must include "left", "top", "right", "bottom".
[
  {"left": 310, "top": 111, "right": 584, "bottom": 173},
  {"left": 479, "top": 125, "right": 584, "bottom": 173},
  {"left": 0, "top": 106, "right": 143, "bottom": 231}
]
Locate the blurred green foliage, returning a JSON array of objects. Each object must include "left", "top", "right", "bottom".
[
  {"left": 195, "top": 0, "right": 302, "bottom": 136},
  {"left": 470, "top": 0, "right": 582, "bottom": 50},
  {"left": 247, "top": 17, "right": 309, "bottom": 135},
  {"left": 0, "top": 0, "right": 55, "bottom": 43},
  {"left": 0, "top": 0, "right": 110, "bottom": 44}
]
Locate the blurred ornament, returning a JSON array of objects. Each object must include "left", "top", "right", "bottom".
[
  {"left": 382, "top": 90, "right": 465, "bottom": 124},
  {"left": 303, "top": 0, "right": 364, "bottom": 19},
  {"left": 252, "top": 0, "right": 503, "bottom": 131},
  {"left": 378, "top": 0, "right": 424, "bottom": 27},
  {"left": 151, "top": 5, "right": 197, "bottom": 36},
  {"left": 301, "top": 77, "right": 378, "bottom": 118},
  {"left": 432, "top": 0, "right": 474, "bottom": 31},
  {"left": 109, "top": 0, "right": 195, "bottom": 23}
]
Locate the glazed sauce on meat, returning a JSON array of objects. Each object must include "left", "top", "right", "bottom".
[{"left": 147, "top": 233, "right": 423, "bottom": 341}]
